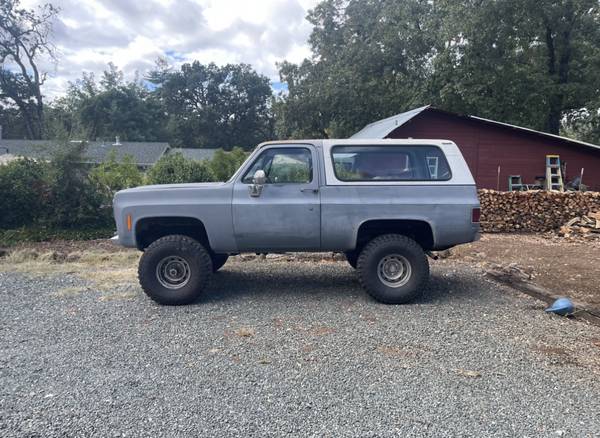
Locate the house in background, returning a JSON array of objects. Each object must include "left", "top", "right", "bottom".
[
  {"left": 0, "top": 137, "right": 221, "bottom": 168},
  {"left": 0, "top": 139, "right": 170, "bottom": 169},
  {"left": 352, "top": 106, "right": 600, "bottom": 191}
]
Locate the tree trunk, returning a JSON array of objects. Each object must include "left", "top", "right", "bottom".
[{"left": 543, "top": 2, "right": 574, "bottom": 135}]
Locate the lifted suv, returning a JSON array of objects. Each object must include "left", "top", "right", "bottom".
[{"left": 113, "top": 139, "right": 480, "bottom": 305}]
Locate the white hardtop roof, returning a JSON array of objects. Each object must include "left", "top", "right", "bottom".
[
  {"left": 323, "top": 138, "right": 454, "bottom": 146},
  {"left": 322, "top": 139, "right": 461, "bottom": 156},
  {"left": 259, "top": 138, "right": 455, "bottom": 148}
]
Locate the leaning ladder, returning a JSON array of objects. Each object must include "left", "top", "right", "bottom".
[{"left": 545, "top": 155, "right": 564, "bottom": 191}]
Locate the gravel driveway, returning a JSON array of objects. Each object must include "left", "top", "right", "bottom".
[{"left": 1, "top": 257, "right": 599, "bottom": 437}]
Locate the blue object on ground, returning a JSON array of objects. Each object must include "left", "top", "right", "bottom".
[{"left": 545, "top": 297, "right": 574, "bottom": 316}]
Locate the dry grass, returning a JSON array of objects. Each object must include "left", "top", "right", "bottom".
[
  {"left": 53, "top": 286, "right": 89, "bottom": 297},
  {"left": 0, "top": 248, "right": 141, "bottom": 300}
]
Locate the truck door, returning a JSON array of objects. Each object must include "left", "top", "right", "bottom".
[{"left": 232, "top": 144, "right": 320, "bottom": 251}]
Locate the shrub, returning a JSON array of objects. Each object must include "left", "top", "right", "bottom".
[
  {"left": 209, "top": 147, "right": 249, "bottom": 181},
  {"left": 90, "top": 151, "right": 144, "bottom": 198},
  {"left": 45, "top": 142, "right": 112, "bottom": 228},
  {"left": 0, "top": 158, "right": 49, "bottom": 229},
  {"left": 146, "top": 152, "right": 214, "bottom": 184}
]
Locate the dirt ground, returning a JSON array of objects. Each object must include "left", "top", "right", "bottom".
[
  {"left": 449, "top": 233, "right": 600, "bottom": 311},
  {"left": 2, "top": 233, "right": 599, "bottom": 312}
]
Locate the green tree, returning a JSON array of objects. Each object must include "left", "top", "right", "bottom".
[
  {"left": 430, "top": 0, "right": 600, "bottom": 135},
  {"left": 209, "top": 147, "right": 249, "bottom": 181},
  {"left": 276, "top": 0, "right": 600, "bottom": 139},
  {"left": 275, "top": 0, "right": 437, "bottom": 139},
  {"left": 90, "top": 150, "right": 144, "bottom": 198},
  {"left": 0, "top": 0, "right": 58, "bottom": 139},
  {"left": 0, "top": 158, "right": 48, "bottom": 228},
  {"left": 49, "top": 64, "right": 167, "bottom": 141},
  {"left": 146, "top": 153, "right": 214, "bottom": 185},
  {"left": 149, "top": 61, "right": 274, "bottom": 149},
  {"left": 0, "top": 106, "right": 28, "bottom": 138},
  {"left": 563, "top": 105, "right": 600, "bottom": 144}
]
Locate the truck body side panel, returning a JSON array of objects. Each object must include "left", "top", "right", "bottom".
[
  {"left": 113, "top": 183, "right": 238, "bottom": 252},
  {"left": 320, "top": 185, "right": 480, "bottom": 251}
]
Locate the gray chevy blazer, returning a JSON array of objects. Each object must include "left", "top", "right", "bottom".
[{"left": 113, "top": 139, "right": 480, "bottom": 305}]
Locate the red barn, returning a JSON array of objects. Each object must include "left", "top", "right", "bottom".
[{"left": 351, "top": 106, "right": 600, "bottom": 191}]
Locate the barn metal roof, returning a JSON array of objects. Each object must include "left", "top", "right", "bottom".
[
  {"left": 351, "top": 105, "right": 431, "bottom": 139},
  {"left": 469, "top": 116, "right": 600, "bottom": 151},
  {"left": 351, "top": 105, "right": 600, "bottom": 152}
]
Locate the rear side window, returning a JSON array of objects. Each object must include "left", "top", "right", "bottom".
[{"left": 331, "top": 145, "right": 451, "bottom": 181}]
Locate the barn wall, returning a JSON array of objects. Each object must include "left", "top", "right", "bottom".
[{"left": 387, "top": 111, "right": 600, "bottom": 191}]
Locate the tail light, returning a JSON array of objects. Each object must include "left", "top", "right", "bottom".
[{"left": 472, "top": 207, "right": 481, "bottom": 223}]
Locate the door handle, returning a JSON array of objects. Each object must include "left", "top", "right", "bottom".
[{"left": 300, "top": 188, "right": 319, "bottom": 193}]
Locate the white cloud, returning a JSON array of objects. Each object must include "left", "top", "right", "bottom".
[{"left": 20, "top": 0, "right": 319, "bottom": 99}]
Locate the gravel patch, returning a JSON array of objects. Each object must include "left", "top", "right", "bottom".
[{"left": 1, "top": 258, "right": 600, "bottom": 437}]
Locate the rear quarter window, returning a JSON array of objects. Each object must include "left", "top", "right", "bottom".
[{"left": 331, "top": 145, "right": 452, "bottom": 181}]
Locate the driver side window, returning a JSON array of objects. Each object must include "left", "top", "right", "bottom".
[{"left": 242, "top": 148, "right": 313, "bottom": 184}]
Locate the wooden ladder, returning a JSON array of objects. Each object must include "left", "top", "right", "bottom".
[{"left": 545, "top": 155, "right": 564, "bottom": 191}]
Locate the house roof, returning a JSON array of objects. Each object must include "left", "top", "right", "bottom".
[
  {"left": 351, "top": 105, "right": 600, "bottom": 152},
  {"left": 168, "top": 148, "right": 219, "bottom": 161},
  {"left": 0, "top": 140, "right": 170, "bottom": 165}
]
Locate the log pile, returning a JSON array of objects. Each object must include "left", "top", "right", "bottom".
[
  {"left": 558, "top": 212, "right": 600, "bottom": 238},
  {"left": 478, "top": 190, "right": 600, "bottom": 233}
]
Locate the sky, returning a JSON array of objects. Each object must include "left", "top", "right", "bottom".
[{"left": 21, "top": 0, "right": 320, "bottom": 99}]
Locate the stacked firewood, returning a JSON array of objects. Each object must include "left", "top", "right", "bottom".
[
  {"left": 478, "top": 189, "right": 600, "bottom": 233},
  {"left": 558, "top": 212, "right": 600, "bottom": 237}
]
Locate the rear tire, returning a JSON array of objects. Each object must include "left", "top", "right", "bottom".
[
  {"left": 211, "top": 254, "right": 229, "bottom": 272},
  {"left": 357, "top": 234, "right": 429, "bottom": 304},
  {"left": 138, "top": 235, "right": 212, "bottom": 305}
]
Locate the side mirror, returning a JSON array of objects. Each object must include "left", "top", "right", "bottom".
[
  {"left": 253, "top": 169, "right": 266, "bottom": 185},
  {"left": 249, "top": 169, "right": 266, "bottom": 197}
]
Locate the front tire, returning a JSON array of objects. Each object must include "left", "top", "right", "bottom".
[
  {"left": 357, "top": 234, "right": 429, "bottom": 304},
  {"left": 138, "top": 235, "right": 212, "bottom": 305}
]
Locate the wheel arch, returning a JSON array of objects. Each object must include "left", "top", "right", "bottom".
[
  {"left": 134, "top": 216, "right": 211, "bottom": 251},
  {"left": 354, "top": 218, "right": 436, "bottom": 251}
]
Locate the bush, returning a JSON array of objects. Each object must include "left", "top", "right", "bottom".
[
  {"left": 0, "top": 144, "right": 251, "bottom": 241},
  {"left": 90, "top": 151, "right": 144, "bottom": 198},
  {"left": 146, "top": 152, "right": 214, "bottom": 184},
  {"left": 209, "top": 147, "right": 249, "bottom": 181},
  {"left": 0, "top": 158, "right": 49, "bottom": 229},
  {"left": 45, "top": 142, "right": 112, "bottom": 228}
]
